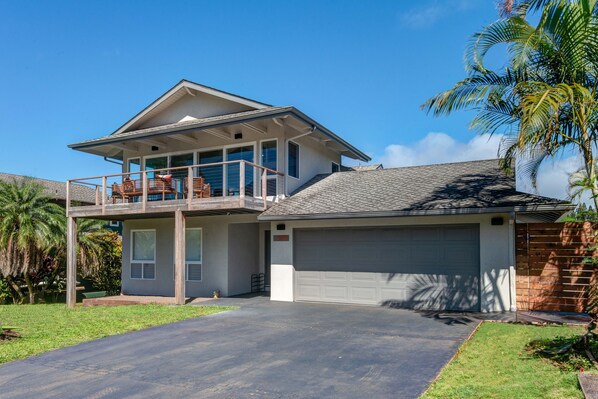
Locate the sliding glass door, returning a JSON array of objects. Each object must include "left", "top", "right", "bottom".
[
  {"left": 226, "top": 145, "right": 254, "bottom": 196},
  {"left": 198, "top": 150, "right": 224, "bottom": 197}
]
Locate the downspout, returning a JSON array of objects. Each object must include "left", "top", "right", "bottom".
[
  {"left": 284, "top": 125, "right": 317, "bottom": 196},
  {"left": 508, "top": 211, "right": 517, "bottom": 312}
]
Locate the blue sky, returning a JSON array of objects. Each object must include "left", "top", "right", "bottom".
[{"left": 0, "top": 0, "right": 575, "bottom": 198}]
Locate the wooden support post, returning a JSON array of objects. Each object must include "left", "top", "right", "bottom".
[
  {"left": 174, "top": 209, "right": 186, "bottom": 305},
  {"left": 66, "top": 216, "right": 77, "bottom": 308},
  {"left": 101, "top": 176, "right": 107, "bottom": 214},
  {"left": 187, "top": 166, "right": 193, "bottom": 208},
  {"left": 66, "top": 180, "right": 71, "bottom": 214},
  {"left": 95, "top": 186, "right": 100, "bottom": 206},
  {"left": 239, "top": 161, "right": 245, "bottom": 199},
  {"left": 142, "top": 171, "right": 148, "bottom": 212},
  {"left": 262, "top": 169, "right": 267, "bottom": 209}
]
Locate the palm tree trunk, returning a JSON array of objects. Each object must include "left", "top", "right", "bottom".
[
  {"left": 581, "top": 134, "right": 598, "bottom": 210},
  {"left": 23, "top": 273, "right": 35, "bottom": 304},
  {"left": 5, "top": 275, "right": 25, "bottom": 304}
]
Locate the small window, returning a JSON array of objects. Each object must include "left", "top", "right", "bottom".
[
  {"left": 288, "top": 141, "right": 299, "bottom": 179},
  {"left": 109, "top": 220, "right": 120, "bottom": 227},
  {"left": 131, "top": 230, "right": 156, "bottom": 280},
  {"left": 331, "top": 162, "right": 340, "bottom": 173},
  {"left": 173, "top": 229, "right": 203, "bottom": 281}
]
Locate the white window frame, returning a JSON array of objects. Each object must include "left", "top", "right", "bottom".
[
  {"left": 260, "top": 138, "right": 278, "bottom": 197},
  {"left": 109, "top": 220, "right": 120, "bottom": 227},
  {"left": 287, "top": 141, "right": 300, "bottom": 179},
  {"left": 130, "top": 229, "right": 156, "bottom": 280}
]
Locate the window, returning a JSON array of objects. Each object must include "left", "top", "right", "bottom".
[
  {"left": 144, "top": 157, "right": 168, "bottom": 178},
  {"left": 173, "top": 229, "right": 203, "bottom": 281},
  {"left": 198, "top": 149, "right": 224, "bottom": 197},
  {"left": 131, "top": 230, "right": 156, "bottom": 280},
  {"left": 331, "top": 162, "right": 340, "bottom": 173},
  {"left": 109, "top": 220, "right": 120, "bottom": 227},
  {"left": 127, "top": 158, "right": 141, "bottom": 179},
  {"left": 261, "top": 140, "right": 277, "bottom": 196},
  {"left": 226, "top": 145, "right": 254, "bottom": 197},
  {"left": 288, "top": 141, "right": 299, "bottom": 179}
]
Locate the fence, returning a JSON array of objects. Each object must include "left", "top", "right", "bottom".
[{"left": 516, "top": 222, "right": 597, "bottom": 312}]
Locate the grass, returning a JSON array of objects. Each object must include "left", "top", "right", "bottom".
[
  {"left": 0, "top": 304, "right": 233, "bottom": 364},
  {"left": 421, "top": 322, "right": 587, "bottom": 399}
]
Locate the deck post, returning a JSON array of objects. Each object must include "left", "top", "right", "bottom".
[
  {"left": 174, "top": 209, "right": 186, "bottom": 305},
  {"left": 187, "top": 166, "right": 193, "bottom": 208},
  {"left": 239, "top": 161, "right": 245, "bottom": 199},
  {"left": 142, "top": 171, "right": 148, "bottom": 212},
  {"left": 66, "top": 216, "right": 77, "bottom": 308},
  {"left": 261, "top": 168, "right": 267, "bottom": 209},
  {"left": 101, "top": 176, "right": 107, "bottom": 215}
]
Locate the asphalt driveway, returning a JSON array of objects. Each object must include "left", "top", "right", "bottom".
[{"left": 0, "top": 297, "right": 479, "bottom": 399}]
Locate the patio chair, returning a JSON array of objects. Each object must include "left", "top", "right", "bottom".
[{"left": 184, "top": 177, "right": 211, "bottom": 199}]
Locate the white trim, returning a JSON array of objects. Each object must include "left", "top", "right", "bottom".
[
  {"left": 109, "top": 220, "right": 120, "bottom": 227},
  {"left": 287, "top": 141, "right": 300, "bottom": 180}
]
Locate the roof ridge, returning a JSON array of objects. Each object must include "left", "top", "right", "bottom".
[
  {"left": 342, "top": 159, "right": 501, "bottom": 174},
  {"left": 180, "top": 79, "right": 273, "bottom": 107}
]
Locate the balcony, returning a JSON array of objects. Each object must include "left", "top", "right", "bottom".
[{"left": 66, "top": 160, "right": 284, "bottom": 219}]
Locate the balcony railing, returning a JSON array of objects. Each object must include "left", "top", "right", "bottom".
[{"left": 66, "top": 160, "right": 284, "bottom": 217}]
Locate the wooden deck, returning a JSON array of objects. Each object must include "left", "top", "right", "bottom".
[{"left": 68, "top": 195, "right": 272, "bottom": 218}]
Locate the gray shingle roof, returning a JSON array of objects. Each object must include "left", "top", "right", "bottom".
[
  {"left": 259, "top": 159, "right": 572, "bottom": 220},
  {"left": 0, "top": 173, "right": 96, "bottom": 205}
]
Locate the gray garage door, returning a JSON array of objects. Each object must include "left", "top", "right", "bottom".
[{"left": 294, "top": 225, "right": 480, "bottom": 311}]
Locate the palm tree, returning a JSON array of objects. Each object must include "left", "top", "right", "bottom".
[
  {"left": 0, "top": 179, "right": 64, "bottom": 303},
  {"left": 422, "top": 0, "right": 598, "bottom": 208}
]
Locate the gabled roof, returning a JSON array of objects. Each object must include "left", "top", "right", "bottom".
[
  {"left": 112, "top": 79, "right": 271, "bottom": 135},
  {"left": 0, "top": 173, "right": 96, "bottom": 205},
  {"left": 259, "top": 159, "right": 572, "bottom": 220}
]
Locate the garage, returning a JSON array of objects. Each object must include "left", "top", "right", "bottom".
[{"left": 294, "top": 224, "right": 480, "bottom": 311}]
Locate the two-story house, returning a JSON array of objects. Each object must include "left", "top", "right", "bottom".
[
  {"left": 65, "top": 80, "right": 369, "bottom": 306},
  {"left": 66, "top": 80, "right": 571, "bottom": 312}
]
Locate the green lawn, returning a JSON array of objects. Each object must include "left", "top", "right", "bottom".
[
  {"left": 421, "top": 322, "right": 587, "bottom": 399},
  {"left": 0, "top": 304, "right": 233, "bottom": 364}
]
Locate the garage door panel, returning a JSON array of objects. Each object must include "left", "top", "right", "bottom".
[
  {"left": 294, "top": 225, "right": 480, "bottom": 311},
  {"left": 350, "top": 287, "right": 377, "bottom": 303},
  {"left": 350, "top": 272, "right": 377, "bottom": 282},
  {"left": 323, "top": 286, "right": 348, "bottom": 301}
]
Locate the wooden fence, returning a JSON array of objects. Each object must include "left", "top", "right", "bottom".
[{"left": 516, "top": 222, "right": 597, "bottom": 312}]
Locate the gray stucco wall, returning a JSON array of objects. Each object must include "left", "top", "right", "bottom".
[
  {"left": 121, "top": 214, "right": 259, "bottom": 297},
  {"left": 227, "top": 223, "right": 260, "bottom": 295}
]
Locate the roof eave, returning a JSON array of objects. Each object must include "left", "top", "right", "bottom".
[
  {"left": 68, "top": 107, "right": 371, "bottom": 162},
  {"left": 257, "top": 203, "right": 574, "bottom": 221}
]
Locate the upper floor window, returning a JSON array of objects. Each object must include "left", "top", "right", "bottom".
[
  {"left": 331, "top": 162, "right": 340, "bottom": 173},
  {"left": 288, "top": 141, "right": 299, "bottom": 179}
]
